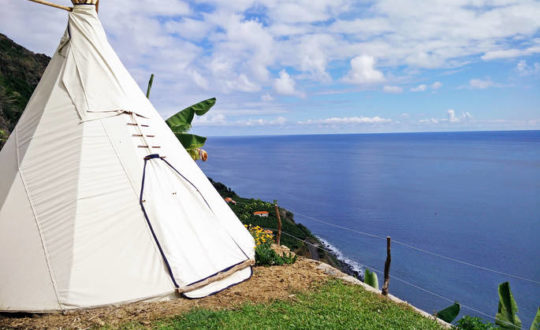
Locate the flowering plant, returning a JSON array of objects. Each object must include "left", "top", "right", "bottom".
[
  {"left": 244, "top": 224, "right": 274, "bottom": 247},
  {"left": 244, "top": 224, "right": 296, "bottom": 266}
]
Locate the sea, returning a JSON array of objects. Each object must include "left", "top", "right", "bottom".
[{"left": 199, "top": 130, "right": 540, "bottom": 326}]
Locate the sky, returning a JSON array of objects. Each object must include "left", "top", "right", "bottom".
[{"left": 1, "top": 0, "right": 540, "bottom": 136}]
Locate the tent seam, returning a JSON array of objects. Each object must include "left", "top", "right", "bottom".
[
  {"left": 15, "top": 129, "right": 63, "bottom": 310},
  {"left": 98, "top": 117, "right": 139, "bottom": 198}
]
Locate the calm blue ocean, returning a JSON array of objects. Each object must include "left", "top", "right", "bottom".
[{"left": 200, "top": 130, "right": 540, "bottom": 325}]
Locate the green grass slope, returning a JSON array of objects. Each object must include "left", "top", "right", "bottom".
[{"left": 155, "top": 280, "right": 444, "bottom": 330}]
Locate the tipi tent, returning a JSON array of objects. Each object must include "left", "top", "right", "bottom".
[{"left": 0, "top": 0, "right": 255, "bottom": 312}]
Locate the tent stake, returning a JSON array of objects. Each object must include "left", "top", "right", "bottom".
[{"left": 28, "top": 0, "right": 72, "bottom": 11}]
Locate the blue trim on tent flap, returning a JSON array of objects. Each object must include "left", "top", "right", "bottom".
[
  {"left": 139, "top": 154, "right": 253, "bottom": 296},
  {"left": 139, "top": 157, "right": 180, "bottom": 288},
  {"left": 144, "top": 153, "right": 161, "bottom": 160}
]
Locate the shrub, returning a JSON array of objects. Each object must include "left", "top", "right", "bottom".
[
  {"left": 455, "top": 316, "right": 497, "bottom": 330},
  {"left": 245, "top": 224, "right": 297, "bottom": 266}
]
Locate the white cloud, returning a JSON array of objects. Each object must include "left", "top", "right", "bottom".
[
  {"left": 194, "top": 113, "right": 287, "bottom": 127},
  {"left": 448, "top": 109, "right": 472, "bottom": 123},
  {"left": 261, "top": 93, "right": 274, "bottom": 102},
  {"left": 469, "top": 78, "right": 495, "bottom": 89},
  {"left": 411, "top": 84, "right": 427, "bottom": 92},
  {"left": 447, "top": 109, "right": 458, "bottom": 123},
  {"left": 225, "top": 74, "right": 260, "bottom": 93},
  {"left": 2, "top": 0, "right": 539, "bottom": 132},
  {"left": 431, "top": 81, "right": 443, "bottom": 90},
  {"left": 165, "top": 18, "right": 212, "bottom": 41},
  {"left": 383, "top": 85, "right": 403, "bottom": 93},
  {"left": 237, "top": 116, "right": 287, "bottom": 126},
  {"left": 263, "top": 0, "right": 351, "bottom": 24},
  {"left": 420, "top": 110, "right": 472, "bottom": 125},
  {"left": 516, "top": 60, "right": 540, "bottom": 75},
  {"left": 343, "top": 55, "right": 385, "bottom": 85},
  {"left": 411, "top": 81, "right": 442, "bottom": 92},
  {"left": 189, "top": 70, "right": 209, "bottom": 90},
  {"left": 517, "top": 60, "right": 527, "bottom": 73},
  {"left": 482, "top": 44, "right": 540, "bottom": 60},
  {"left": 274, "top": 70, "right": 304, "bottom": 97},
  {"left": 193, "top": 113, "right": 227, "bottom": 126},
  {"left": 299, "top": 116, "right": 392, "bottom": 125},
  {"left": 419, "top": 118, "right": 439, "bottom": 124}
]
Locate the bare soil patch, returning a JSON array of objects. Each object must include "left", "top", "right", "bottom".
[{"left": 0, "top": 247, "right": 329, "bottom": 329}]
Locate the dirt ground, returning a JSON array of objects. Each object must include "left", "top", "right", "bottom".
[{"left": 0, "top": 246, "right": 330, "bottom": 329}]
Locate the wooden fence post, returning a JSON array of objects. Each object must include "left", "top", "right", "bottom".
[
  {"left": 274, "top": 202, "right": 282, "bottom": 245},
  {"left": 382, "top": 236, "right": 391, "bottom": 296}
]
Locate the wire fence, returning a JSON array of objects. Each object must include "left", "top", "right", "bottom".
[
  {"left": 292, "top": 210, "right": 540, "bottom": 286},
  {"left": 261, "top": 215, "right": 530, "bottom": 329}
]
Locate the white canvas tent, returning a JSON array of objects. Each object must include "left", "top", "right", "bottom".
[{"left": 0, "top": 1, "right": 255, "bottom": 312}]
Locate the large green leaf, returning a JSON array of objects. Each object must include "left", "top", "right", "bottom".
[
  {"left": 167, "top": 108, "right": 195, "bottom": 132},
  {"left": 364, "top": 268, "right": 379, "bottom": 290},
  {"left": 496, "top": 282, "right": 522, "bottom": 329},
  {"left": 168, "top": 119, "right": 192, "bottom": 133},
  {"left": 187, "top": 97, "right": 216, "bottom": 116},
  {"left": 175, "top": 133, "right": 207, "bottom": 150},
  {"left": 436, "top": 302, "right": 460, "bottom": 323},
  {"left": 166, "top": 97, "right": 216, "bottom": 132},
  {"left": 531, "top": 307, "right": 540, "bottom": 330}
]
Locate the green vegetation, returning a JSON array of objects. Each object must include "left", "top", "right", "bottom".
[
  {"left": 364, "top": 268, "right": 379, "bottom": 290},
  {"left": 456, "top": 316, "right": 498, "bottom": 330},
  {"left": 254, "top": 244, "right": 297, "bottom": 266},
  {"left": 436, "top": 302, "right": 461, "bottom": 324},
  {"left": 208, "top": 178, "right": 357, "bottom": 275},
  {"left": 532, "top": 308, "right": 540, "bottom": 330},
  {"left": 0, "top": 33, "right": 50, "bottom": 148},
  {"left": 228, "top": 196, "right": 315, "bottom": 251},
  {"left": 451, "top": 282, "right": 540, "bottom": 329},
  {"left": 496, "top": 282, "right": 521, "bottom": 329},
  {"left": 0, "top": 129, "right": 7, "bottom": 144},
  {"left": 244, "top": 224, "right": 296, "bottom": 266},
  {"left": 164, "top": 97, "right": 214, "bottom": 161},
  {"left": 146, "top": 73, "right": 214, "bottom": 161},
  {"left": 155, "top": 280, "right": 444, "bottom": 330}
]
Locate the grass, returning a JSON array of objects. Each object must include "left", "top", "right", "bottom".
[{"left": 152, "top": 280, "right": 444, "bottom": 330}]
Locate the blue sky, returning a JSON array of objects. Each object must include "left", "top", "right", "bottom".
[{"left": 2, "top": 0, "right": 539, "bottom": 136}]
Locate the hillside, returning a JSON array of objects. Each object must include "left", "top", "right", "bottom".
[
  {"left": 208, "top": 178, "right": 359, "bottom": 276},
  {"left": 0, "top": 33, "right": 50, "bottom": 147}
]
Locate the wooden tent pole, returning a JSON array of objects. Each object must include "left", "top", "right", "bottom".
[
  {"left": 27, "top": 0, "right": 72, "bottom": 11},
  {"left": 96, "top": 0, "right": 99, "bottom": 13}
]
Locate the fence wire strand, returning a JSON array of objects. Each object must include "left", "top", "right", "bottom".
[{"left": 291, "top": 210, "right": 540, "bottom": 285}]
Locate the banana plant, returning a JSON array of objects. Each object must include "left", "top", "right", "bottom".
[
  {"left": 146, "top": 74, "right": 213, "bottom": 161},
  {"left": 494, "top": 281, "right": 540, "bottom": 330},
  {"left": 364, "top": 268, "right": 379, "bottom": 290},
  {"left": 165, "top": 98, "right": 214, "bottom": 161},
  {"left": 531, "top": 307, "right": 540, "bottom": 330},
  {"left": 496, "top": 282, "right": 522, "bottom": 329},
  {"left": 436, "top": 302, "right": 460, "bottom": 323}
]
